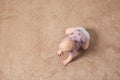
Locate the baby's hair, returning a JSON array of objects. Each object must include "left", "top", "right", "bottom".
[{"left": 59, "top": 39, "right": 75, "bottom": 52}]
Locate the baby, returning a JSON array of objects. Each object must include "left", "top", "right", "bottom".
[{"left": 57, "top": 27, "right": 90, "bottom": 66}]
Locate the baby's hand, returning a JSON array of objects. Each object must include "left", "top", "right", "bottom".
[
  {"left": 57, "top": 51, "right": 63, "bottom": 57},
  {"left": 62, "top": 60, "right": 68, "bottom": 66}
]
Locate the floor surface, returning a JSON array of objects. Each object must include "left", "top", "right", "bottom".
[{"left": 0, "top": 0, "right": 120, "bottom": 80}]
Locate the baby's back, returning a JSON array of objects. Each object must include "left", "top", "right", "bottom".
[{"left": 67, "top": 30, "right": 87, "bottom": 50}]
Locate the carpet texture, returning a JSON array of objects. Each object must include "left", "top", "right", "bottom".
[{"left": 0, "top": 0, "right": 120, "bottom": 80}]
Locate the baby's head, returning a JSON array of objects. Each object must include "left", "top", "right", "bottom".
[{"left": 58, "top": 39, "right": 75, "bottom": 54}]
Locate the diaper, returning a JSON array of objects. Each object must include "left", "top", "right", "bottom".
[{"left": 77, "top": 26, "right": 90, "bottom": 40}]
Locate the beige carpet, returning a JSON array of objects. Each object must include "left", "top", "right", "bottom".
[{"left": 0, "top": 0, "right": 120, "bottom": 80}]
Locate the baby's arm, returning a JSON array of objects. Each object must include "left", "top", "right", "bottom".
[
  {"left": 62, "top": 54, "right": 73, "bottom": 66},
  {"left": 62, "top": 50, "right": 78, "bottom": 66}
]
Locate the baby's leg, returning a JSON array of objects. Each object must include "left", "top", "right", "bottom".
[
  {"left": 65, "top": 27, "right": 86, "bottom": 35},
  {"left": 82, "top": 40, "right": 90, "bottom": 49},
  {"left": 65, "top": 27, "right": 77, "bottom": 35}
]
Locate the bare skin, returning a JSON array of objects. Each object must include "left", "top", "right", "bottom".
[
  {"left": 62, "top": 50, "right": 79, "bottom": 66},
  {"left": 82, "top": 40, "right": 89, "bottom": 49},
  {"left": 57, "top": 49, "right": 78, "bottom": 66},
  {"left": 57, "top": 27, "right": 90, "bottom": 66}
]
